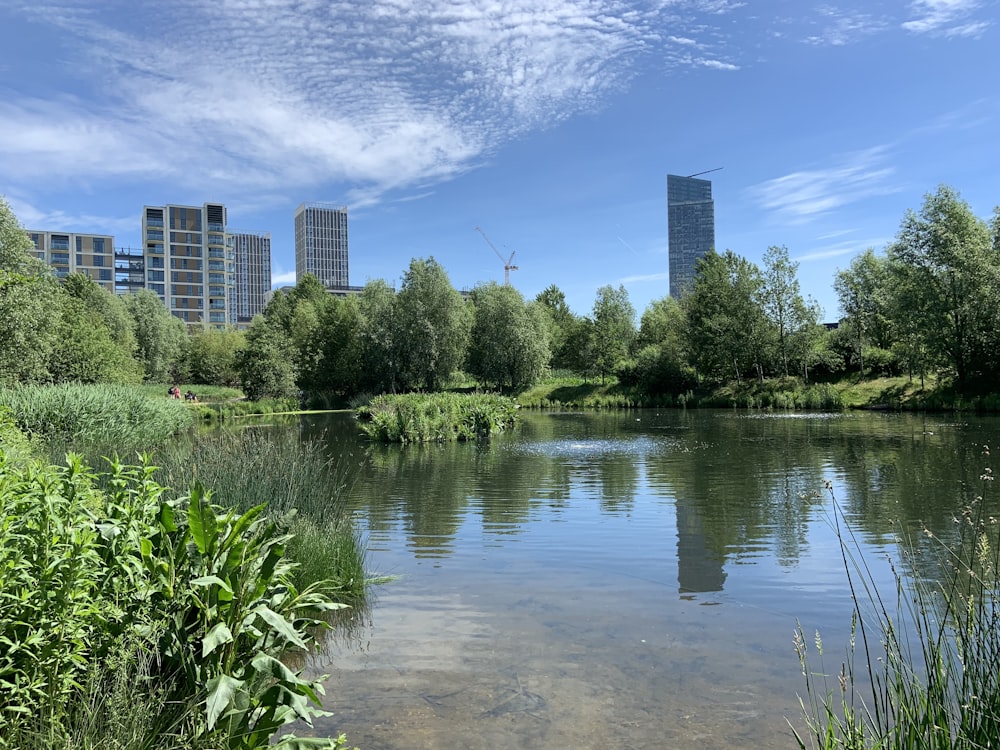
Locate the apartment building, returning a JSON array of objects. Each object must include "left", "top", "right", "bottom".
[
  {"left": 26, "top": 230, "right": 116, "bottom": 292},
  {"left": 230, "top": 231, "right": 271, "bottom": 326},
  {"left": 294, "top": 202, "right": 348, "bottom": 288},
  {"left": 142, "top": 202, "right": 233, "bottom": 327}
]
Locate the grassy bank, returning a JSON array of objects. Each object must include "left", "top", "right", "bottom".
[
  {"left": 357, "top": 392, "right": 519, "bottom": 443},
  {"left": 516, "top": 372, "right": 1000, "bottom": 412}
]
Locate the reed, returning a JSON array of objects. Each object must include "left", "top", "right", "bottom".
[
  {"left": 356, "top": 392, "right": 519, "bottom": 443},
  {"left": 0, "top": 383, "right": 193, "bottom": 450},
  {"left": 153, "top": 427, "right": 367, "bottom": 602},
  {"left": 792, "top": 460, "right": 1000, "bottom": 750}
]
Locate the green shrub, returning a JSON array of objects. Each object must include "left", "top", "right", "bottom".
[
  {"left": 356, "top": 392, "right": 519, "bottom": 443},
  {"left": 0, "top": 452, "right": 351, "bottom": 749}
]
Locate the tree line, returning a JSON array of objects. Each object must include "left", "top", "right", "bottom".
[{"left": 3, "top": 185, "right": 999, "bottom": 399}]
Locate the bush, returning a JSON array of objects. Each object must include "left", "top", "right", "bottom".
[
  {"left": 0, "top": 452, "right": 351, "bottom": 749},
  {"left": 356, "top": 392, "right": 519, "bottom": 443}
]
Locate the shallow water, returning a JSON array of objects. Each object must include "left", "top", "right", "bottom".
[{"left": 288, "top": 409, "right": 1000, "bottom": 749}]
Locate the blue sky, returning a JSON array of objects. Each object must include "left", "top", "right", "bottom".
[{"left": 1, "top": 0, "right": 997, "bottom": 322}]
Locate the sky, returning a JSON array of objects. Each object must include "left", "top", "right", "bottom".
[{"left": 1, "top": 0, "right": 998, "bottom": 322}]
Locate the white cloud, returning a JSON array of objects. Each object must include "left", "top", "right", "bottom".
[
  {"left": 271, "top": 270, "right": 297, "bottom": 287},
  {"left": 0, "top": 0, "right": 756, "bottom": 210},
  {"left": 902, "top": 0, "right": 991, "bottom": 36},
  {"left": 802, "top": 6, "right": 888, "bottom": 45},
  {"left": 619, "top": 271, "right": 669, "bottom": 284},
  {"left": 747, "top": 147, "right": 899, "bottom": 224}
]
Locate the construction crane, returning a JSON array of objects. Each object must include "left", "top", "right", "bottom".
[
  {"left": 686, "top": 167, "right": 724, "bottom": 178},
  {"left": 475, "top": 226, "right": 518, "bottom": 285}
]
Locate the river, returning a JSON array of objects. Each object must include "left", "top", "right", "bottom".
[{"left": 287, "top": 408, "right": 997, "bottom": 749}]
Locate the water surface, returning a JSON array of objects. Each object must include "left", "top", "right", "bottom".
[{"left": 291, "top": 409, "right": 997, "bottom": 749}]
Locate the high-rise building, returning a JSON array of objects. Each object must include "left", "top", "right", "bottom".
[
  {"left": 294, "top": 202, "right": 348, "bottom": 288},
  {"left": 667, "top": 174, "right": 716, "bottom": 298},
  {"left": 142, "top": 202, "right": 233, "bottom": 327},
  {"left": 231, "top": 231, "right": 271, "bottom": 325},
  {"left": 26, "top": 230, "right": 116, "bottom": 292}
]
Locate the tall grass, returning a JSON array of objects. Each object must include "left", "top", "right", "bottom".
[
  {"left": 356, "top": 392, "right": 519, "bottom": 443},
  {"left": 793, "top": 460, "right": 1000, "bottom": 750},
  {"left": 0, "top": 383, "right": 193, "bottom": 449},
  {"left": 154, "top": 427, "right": 367, "bottom": 603}
]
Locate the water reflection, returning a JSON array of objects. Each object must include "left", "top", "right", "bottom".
[{"left": 282, "top": 410, "right": 1000, "bottom": 748}]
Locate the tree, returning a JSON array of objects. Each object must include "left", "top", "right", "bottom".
[
  {"left": 886, "top": 185, "right": 998, "bottom": 388},
  {"left": 48, "top": 295, "right": 144, "bottom": 384},
  {"left": 468, "top": 283, "right": 550, "bottom": 392},
  {"left": 314, "top": 295, "right": 363, "bottom": 395},
  {"left": 684, "top": 250, "right": 768, "bottom": 384},
  {"left": 591, "top": 285, "right": 636, "bottom": 384},
  {"left": 188, "top": 326, "right": 245, "bottom": 386},
  {"left": 0, "top": 197, "right": 59, "bottom": 385},
  {"left": 630, "top": 296, "right": 695, "bottom": 394},
  {"left": 760, "top": 245, "right": 812, "bottom": 377},
  {"left": 236, "top": 318, "right": 298, "bottom": 400},
  {"left": 124, "top": 290, "right": 189, "bottom": 383},
  {"left": 535, "top": 284, "right": 577, "bottom": 370},
  {"left": 834, "top": 249, "right": 893, "bottom": 376},
  {"left": 563, "top": 317, "right": 597, "bottom": 381},
  {"left": 394, "top": 258, "right": 471, "bottom": 391},
  {"left": 356, "top": 279, "right": 401, "bottom": 394}
]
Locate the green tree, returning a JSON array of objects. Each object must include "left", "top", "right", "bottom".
[
  {"left": 468, "top": 283, "right": 550, "bottom": 392},
  {"left": 760, "top": 245, "right": 813, "bottom": 377},
  {"left": 684, "top": 250, "right": 768, "bottom": 384},
  {"left": 236, "top": 318, "right": 298, "bottom": 400},
  {"left": 395, "top": 258, "right": 471, "bottom": 391},
  {"left": 315, "top": 294, "right": 363, "bottom": 395},
  {"left": 49, "top": 294, "right": 143, "bottom": 384},
  {"left": 630, "top": 296, "right": 695, "bottom": 394},
  {"left": 123, "top": 290, "right": 189, "bottom": 383},
  {"left": 188, "top": 326, "right": 245, "bottom": 386},
  {"left": 356, "top": 279, "right": 401, "bottom": 394},
  {"left": 0, "top": 197, "right": 59, "bottom": 384},
  {"left": 535, "top": 284, "right": 577, "bottom": 370},
  {"left": 563, "top": 316, "right": 597, "bottom": 381},
  {"left": 834, "top": 249, "right": 894, "bottom": 375},
  {"left": 591, "top": 284, "right": 636, "bottom": 384},
  {"left": 886, "top": 185, "right": 998, "bottom": 388}
]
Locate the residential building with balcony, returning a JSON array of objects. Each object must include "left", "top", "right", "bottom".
[
  {"left": 26, "top": 230, "right": 116, "bottom": 291},
  {"left": 142, "top": 202, "right": 233, "bottom": 327}
]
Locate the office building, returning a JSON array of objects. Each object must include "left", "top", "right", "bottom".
[
  {"left": 142, "top": 202, "right": 233, "bottom": 327},
  {"left": 667, "top": 174, "right": 716, "bottom": 298},
  {"left": 294, "top": 202, "right": 348, "bottom": 288},
  {"left": 231, "top": 231, "right": 271, "bottom": 325},
  {"left": 26, "top": 230, "right": 116, "bottom": 292}
]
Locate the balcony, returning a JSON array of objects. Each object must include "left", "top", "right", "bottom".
[{"left": 207, "top": 222, "right": 225, "bottom": 233}]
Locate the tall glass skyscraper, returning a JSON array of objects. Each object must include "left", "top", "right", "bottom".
[
  {"left": 294, "top": 202, "right": 349, "bottom": 289},
  {"left": 230, "top": 231, "right": 271, "bottom": 325},
  {"left": 667, "top": 175, "right": 715, "bottom": 298}
]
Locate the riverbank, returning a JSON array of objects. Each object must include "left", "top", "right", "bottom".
[{"left": 515, "top": 373, "right": 999, "bottom": 412}]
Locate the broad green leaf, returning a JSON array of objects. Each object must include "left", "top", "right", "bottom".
[
  {"left": 187, "top": 482, "right": 216, "bottom": 555},
  {"left": 202, "top": 622, "right": 234, "bottom": 658},
  {"left": 190, "top": 575, "right": 233, "bottom": 594},
  {"left": 205, "top": 673, "right": 244, "bottom": 730},
  {"left": 254, "top": 605, "right": 309, "bottom": 650}
]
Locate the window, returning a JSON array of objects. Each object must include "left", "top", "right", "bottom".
[
  {"left": 93, "top": 238, "right": 105, "bottom": 253},
  {"left": 99, "top": 269, "right": 112, "bottom": 281}
]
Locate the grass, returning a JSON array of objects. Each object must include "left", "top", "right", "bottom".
[
  {"left": 356, "top": 392, "right": 519, "bottom": 443},
  {"left": 0, "top": 383, "right": 193, "bottom": 450},
  {"left": 153, "top": 426, "right": 368, "bottom": 603},
  {"left": 792, "top": 461, "right": 1000, "bottom": 749}
]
